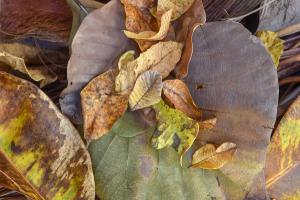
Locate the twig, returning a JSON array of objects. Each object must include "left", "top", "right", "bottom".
[
  {"left": 279, "top": 76, "right": 300, "bottom": 86},
  {"left": 278, "top": 23, "right": 300, "bottom": 37}
]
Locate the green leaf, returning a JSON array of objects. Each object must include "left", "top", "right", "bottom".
[
  {"left": 88, "top": 112, "right": 226, "bottom": 200},
  {"left": 0, "top": 72, "right": 94, "bottom": 200}
]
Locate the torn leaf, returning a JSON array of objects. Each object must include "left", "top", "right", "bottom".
[
  {"left": 192, "top": 143, "right": 237, "bottom": 169},
  {"left": 81, "top": 69, "right": 128, "bottom": 141},
  {"left": 129, "top": 71, "right": 163, "bottom": 110}
]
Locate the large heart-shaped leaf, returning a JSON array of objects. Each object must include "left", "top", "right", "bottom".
[
  {"left": 183, "top": 21, "right": 278, "bottom": 199},
  {"left": 265, "top": 95, "right": 300, "bottom": 200},
  {"left": 0, "top": 72, "right": 94, "bottom": 200}
]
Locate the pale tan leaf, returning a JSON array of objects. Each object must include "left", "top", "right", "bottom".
[
  {"left": 81, "top": 69, "right": 128, "bottom": 140},
  {"left": 124, "top": 9, "right": 172, "bottom": 40},
  {"left": 192, "top": 142, "right": 237, "bottom": 169},
  {"left": 199, "top": 117, "right": 217, "bottom": 131},
  {"left": 118, "top": 50, "right": 135, "bottom": 70},
  {"left": 163, "top": 79, "right": 202, "bottom": 120},
  {"left": 129, "top": 71, "right": 163, "bottom": 110},
  {"left": 157, "top": 0, "right": 195, "bottom": 20}
]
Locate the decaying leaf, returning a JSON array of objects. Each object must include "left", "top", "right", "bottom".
[
  {"left": 118, "top": 50, "right": 135, "bottom": 70},
  {"left": 0, "top": 51, "right": 57, "bottom": 87},
  {"left": 60, "top": 0, "right": 132, "bottom": 124},
  {"left": 81, "top": 69, "right": 128, "bottom": 141},
  {"left": 174, "top": 0, "right": 206, "bottom": 78},
  {"left": 191, "top": 143, "right": 237, "bottom": 169},
  {"left": 115, "top": 41, "right": 182, "bottom": 93},
  {"left": 265, "top": 95, "right": 300, "bottom": 200},
  {"left": 256, "top": 30, "right": 284, "bottom": 67},
  {"left": 89, "top": 112, "right": 226, "bottom": 200},
  {"left": 152, "top": 100, "right": 199, "bottom": 159},
  {"left": 163, "top": 79, "right": 202, "bottom": 120},
  {"left": 0, "top": 72, "right": 94, "bottom": 200},
  {"left": 157, "top": 0, "right": 195, "bottom": 20},
  {"left": 124, "top": 9, "right": 172, "bottom": 40},
  {"left": 129, "top": 71, "right": 163, "bottom": 111}
]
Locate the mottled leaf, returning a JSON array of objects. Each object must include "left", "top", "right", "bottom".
[
  {"left": 192, "top": 143, "right": 237, "bottom": 169},
  {"left": 0, "top": 72, "right": 94, "bottom": 200},
  {"left": 163, "top": 79, "right": 202, "bottom": 120},
  {"left": 124, "top": 9, "right": 172, "bottom": 40},
  {"left": 81, "top": 69, "right": 128, "bottom": 141},
  {"left": 89, "top": 112, "right": 226, "bottom": 200},
  {"left": 0, "top": 51, "right": 57, "bottom": 87},
  {"left": 256, "top": 30, "right": 283, "bottom": 67},
  {"left": 115, "top": 41, "right": 182, "bottom": 93},
  {"left": 265, "top": 95, "right": 300, "bottom": 200},
  {"left": 60, "top": 0, "right": 133, "bottom": 124},
  {"left": 129, "top": 71, "right": 163, "bottom": 111},
  {"left": 157, "top": 0, "right": 195, "bottom": 20},
  {"left": 174, "top": 0, "right": 206, "bottom": 78}
]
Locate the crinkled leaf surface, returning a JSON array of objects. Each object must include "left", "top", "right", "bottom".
[
  {"left": 157, "top": 0, "right": 195, "bottom": 20},
  {"left": 60, "top": 0, "right": 133, "bottom": 124},
  {"left": 0, "top": 72, "right": 94, "bottom": 200},
  {"left": 265, "top": 96, "right": 300, "bottom": 200},
  {"left": 89, "top": 112, "right": 226, "bottom": 200},
  {"left": 184, "top": 21, "right": 278, "bottom": 199}
]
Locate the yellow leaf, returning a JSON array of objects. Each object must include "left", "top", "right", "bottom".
[
  {"left": 129, "top": 71, "right": 163, "bottom": 110},
  {"left": 124, "top": 9, "right": 173, "bottom": 41},
  {"left": 157, "top": 0, "right": 195, "bottom": 20},
  {"left": 115, "top": 41, "right": 182, "bottom": 93},
  {"left": 191, "top": 142, "right": 237, "bottom": 169},
  {"left": 81, "top": 69, "right": 128, "bottom": 141},
  {"left": 256, "top": 30, "right": 284, "bottom": 68},
  {"left": 118, "top": 50, "right": 135, "bottom": 70},
  {"left": 0, "top": 51, "right": 57, "bottom": 87}
]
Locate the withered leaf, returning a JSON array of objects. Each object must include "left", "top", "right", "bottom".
[
  {"left": 124, "top": 9, "right": 172, "bottom": 41},
  {"left": 129, "top": 71, "right": 163, "bottom": 110},
  {"left": 81, "top": 69, "right": 128, "bottom": 141},
  {"left": 118, "top": 50, "right": 135, "bottom": 70},
  {"left": 163, "top": 79, "right": 202, "bottom": 120},
  {"left": 115, "top": 41, "right": 183, "bottom": 93},
  {"left": 265, "top": 95, "right": 300, "bottom": 200},
  {"left": 0, "top": 51, "right": 57, "bottom": 87},
  {"left": 191, "top": 143, "right": 237, "bottom": 169},
  {"left": 0, "top": 72, "right": 94, "bottom": 200},
  {"left": 174, "top": 0, "right": 206, "bottom": 78},
  {"left": 157, "top": 0, "right": 195, "bottom": 20}
]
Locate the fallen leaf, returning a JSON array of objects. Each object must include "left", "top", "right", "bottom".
[
  {"left": 118, "top": 50, "right": 135, "bottom": 70},
  {"left": 81, "top": 69, "right": 128, "bottom": 141},
  {"left": 184, "top": 22, "right": 278, "bottom": 199},
  {"left": 129, "top": 71, "right": 163, "bottom": 110},
  {"left": 163, "top": 79, "right": 202, "bottom": 120},
  {"left": 200, "top": 117, "right": 217, "bottom": 131},
  {"left": 0, "top": 51, "right": 57, "bottom": 87},
  {"left": 174, "top": 0, "right": 206, "bottom": 78},
  {"left": 152, "top": 100, "right": 199, "bottom": 160},
  {"left": 0, "top": 72, "right": 94, "bottom": 200},
  {"left": 157, "top": 0, "right": 195, "bottom": 20},
  {"left": 60, "top": 0, "right": 133, "bottom": 124},
  {"left": 191, "top": 143, "right": 237, "bottom": 169},
  {"left": 124, "top": 9, "right": 172, "bottom": 40},
  {"left": 265, "top": 95, "right": 300, "bottom": 200},
  {"left": 256, "top": 30, "right": 284, "bottom": 67},
  {"left": 89, "top": 112, "right": 226, "bottom": 200},
  {"left": 115, "top": 41, "right": 182, "bottom": 93}
]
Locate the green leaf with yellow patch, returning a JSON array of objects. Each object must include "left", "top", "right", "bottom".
[{"left": 0, "top": 72, "right": 95, "bottom": 200}]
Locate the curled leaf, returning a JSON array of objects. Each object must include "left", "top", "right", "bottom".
[
  {"left": 157, "top": 0, "right": 195, "bottom": 20},
  {"left": 124, "top": 9, "right": 172, "bottom": 41},
  {"left": 191, "top": 143, "right": 237, "bottom": 169},
  {"left": 129, "top": 71, "right": 163, "bottom": 110},
  {"left": 0, "top": 51, "right": 57, "bottom": 87},
  {"left": 256, "top": 30, "right": 284, "bottom": 67},
  {"left": 118, "top": 50, "right": 135, "bottom": 70},
  {"left": 115, "top": 41, "right": 182, "bottom": 93},
  {"left": 81, "top": 69, "right": 128, "bottom": 141},
  {"left": 0, "top": 72, "right": 94, "bottom": 200},
  {"left": 163, "top": 79, "right": 202, "bottom": 120}
]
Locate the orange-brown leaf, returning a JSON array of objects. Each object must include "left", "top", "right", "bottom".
[
  {"left": 163, "top": 79, "right": 202, "bottom": 120},
  {"left": 81, "top": 69, "right": 128, "bottom": 141}
]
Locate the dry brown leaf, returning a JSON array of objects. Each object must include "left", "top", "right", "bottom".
[
  {"left": 115, "top": 41, "right": 182, "bottom": 93},
  {"left": 0, "top": 51, "right": 57, "bottom": 87},
  {"left": 129, "top": 71, "right": 163, "bottom": 110},
  {"left": 199, "top": 117, "right": 217, "bottom": 131},
  {"left": 81, "top": 69, "right": 128, "bottom": 141},
  {"left": 192, "top": 143, "right": 237, "bottom": 169},
  {"left": 157, "top": 0, "right": 195, "bottom": 20},
  {"left": 174, "top": 0, "right": 206, "bottom": 78},
  {"left": 163, "top": 79, "right": 202, "bottom": 120},
  {"left": 124, "top": 9, "right": 173, "bottom": 41}
]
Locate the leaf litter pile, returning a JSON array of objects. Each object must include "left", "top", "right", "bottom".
[{"left": 1, "top": 0, "right": 300, "bottom": 200}]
